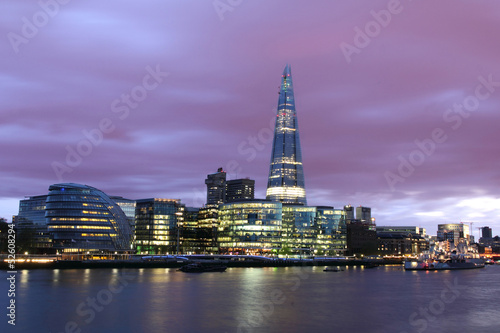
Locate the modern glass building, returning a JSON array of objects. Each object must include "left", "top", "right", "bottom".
[
  {"left": 266, "top": 64, "right": 307, "bottom": 205},
  {"left": 46, "top": 183, "right": 133, "bottom": 253},
  {"left": 134, "top": 198, "right": 185, "bottom": 254},
  {"left": 197, "top": 205, "right": 219, "bottom": 253},
  {"left": 14, "top": 195, "right": 52, "bottom": 253},
  {"left": 281, "top": 205, "right": 317, "bottom": 255},
  {"left": 218, "top": 200, "right": 282, "bottom": 255},
  {"left": 316, "top": 207, "right": 347, "bottom": 256},
  {"left": 110, "top": 196, "right": 136, "bottom": 229},
  {"left": 179, "top": 207, "right": 200, "bottom": 253}
]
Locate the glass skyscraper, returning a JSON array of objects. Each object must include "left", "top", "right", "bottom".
[{"left": 266, "top": 64, "right": 307, "bottom": 205}]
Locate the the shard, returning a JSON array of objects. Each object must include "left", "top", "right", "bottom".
[{"left": 266, "top": 64, "right": 307, "bottom": 205}]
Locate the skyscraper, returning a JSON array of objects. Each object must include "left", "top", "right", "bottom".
[
  {"left": 205, "top": 167, "right": 226, "bottom": 205},
  {"left": 266, "top": 64, "right": 307, "bottom": 205}
]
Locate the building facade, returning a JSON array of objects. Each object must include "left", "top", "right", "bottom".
[
  {"left": 437, "top": 223, "right": 471, "bottom": 243},
  {"left": 356, "top": 206, "right": 371, "bottom": 224},
  {"left": 134, "top": 198, "right": 185, "bottom": 254},
  {"left": 266, "top": 64, "right": 307, "bottom": 205},
  {"left": 316, "top": 207, "right": 347, "bottom": 256},
  {"left": 14, "top": 195, "right": 51, "bottom": 253},
  {"left": 226, "top": 178, "right": 255, "bottom": 203},
  {"left": 346, "top": 220, "right": 378, "bottom": 256},
  {"left": 197, "top": 205, "right": 219, "bottom": 254},
  {"left": 281, "top": 205, "right": 317, "bottom": 255},
  {"left": 218, "top": 200, "right": 282, "bottom": 255},
  {"left": 205, "top": 168, "right": 226, "bottom": 205},
  {"left": 46, "top": 183, "right": 132, "bottom": 253}
]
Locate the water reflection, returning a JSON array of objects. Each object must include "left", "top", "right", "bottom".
[{"left": 8, "top": 266, "right": 500, "bottom": 333}]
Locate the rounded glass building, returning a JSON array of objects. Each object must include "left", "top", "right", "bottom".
[{"left": 46, "top": 183, "right": 132, "bottom": 253}]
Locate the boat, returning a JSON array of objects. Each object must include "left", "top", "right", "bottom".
[
  {"left": 404, "top": 239, "right": 486, "bottom": 271},
  {"left": 405, "top": 259, "right": 484, "bottom": 271},
  {"left": 404, "top": 253, "right": 485, "bottom": 271},
  {"left": 178, "top": 262, "right": 227, "bottom": 273},
  {"left": 363, "top": 263, "right": 379, "bottom": 269},
  {"left": 324, "top": 266, "right": 344, "bottom": 272}
]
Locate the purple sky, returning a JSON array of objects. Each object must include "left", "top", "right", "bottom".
[{"left": 2, "top": 0, "right": 500, "bottom": 237}]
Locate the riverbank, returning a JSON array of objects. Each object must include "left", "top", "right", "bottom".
[{"left": 0, "top": 254, "right": 403, "bottom": 270}]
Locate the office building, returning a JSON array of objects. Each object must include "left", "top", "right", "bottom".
[
  {"left": 281, "top": 205, "right": 317, "bottom": 255},
  {"left": 437, "top": 223, "right": 470, "bottom": 243},
  {"left": 482, "top": 226, "right": 493, "bottom": 239},
  {"left": 226, "top": 178, "right": 255, "bottom": 203},
  {"left": 135, "top": 198, "right": 185, "bottom": 254},
  {"left": 344, "top": 205, "right": 355, "bottom": 221},
  {"left": 315, "top": 207, "right": 347, "bottom": 256},
  {"left": 205, "top": 168, "right": 226, "bottom": 205},
  {"left": 197, "top": 206, "right": 219, "bottom": 253},
  {"left": 356, "top": 206, "right": 371, "bottom": 224},
  {"left": 346, "top": 219, "right": 377, "bottom": 256},
  {"left": 179, "top": 207, "right": 200, "bottom": 254},
  {"left": 13, "top": 194, "right": 51, "bottom": 252},
  {"left": 218, "top": 200, "right": 282, "bottom": 255},
  {"left": 46, "top": 183, "right": 132, "bottom": 253},
  {"left": 266, "top": 64, "right": 307, "bottom": 205},
  {"left": 110, "top": 196, "right": 136, "bottom": 229}
]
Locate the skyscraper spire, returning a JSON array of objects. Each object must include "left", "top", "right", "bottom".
[{"left": 266, "top": 64, "right": 307, "bottom": 205}]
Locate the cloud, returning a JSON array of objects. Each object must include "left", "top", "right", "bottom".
[{"left": 1, "top": 0, "right": 500, "bottom": 235}]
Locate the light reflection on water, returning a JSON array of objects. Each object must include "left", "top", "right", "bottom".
[{"left": 3, "top": 265, "right": 500, "bottom": 333}]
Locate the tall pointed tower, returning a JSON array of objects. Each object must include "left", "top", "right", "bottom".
[{"left": 266, "top": 64, "right": 307, "bottom": 205}]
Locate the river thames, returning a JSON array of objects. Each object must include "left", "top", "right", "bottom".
[{"left": 2, "top": 265, "right": 499, "bottom": 333}]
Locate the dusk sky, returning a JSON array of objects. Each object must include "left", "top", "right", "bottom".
[{"left": 2, "top": 0, "right": 500, "bottom": 237}]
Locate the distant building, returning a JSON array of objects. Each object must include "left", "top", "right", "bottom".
[
  {"left": 344, "top": 205, "right": 355, "bottom": 221},
  {"left": 482, "top": 226, "right": 493, "bottom": 239},
  {"left": 134, "top": 198, "right": 185, "bottom": 254},
  {"left": 376, "top": 226, "right": 426, "bottom": 237},
  {"left": 478, "top": 227, "right": 500, "bottom": 253},
  {"left": 356, "top": 206, "right": 371, "bottom": 224},
  {"left": 46, "top": 183, "right": 132, "bottom": 253},
  {"left": 205, "top": 168, "right": 226, "bottom": 205},
  {"left": 13, "top": 195, "right": 51, "bottom": 253},
  {"left": 346, "top": 219, "right": 377, "bottom": 256},
  {"left": 226, "top": 178, "right": 255, "bottom": 203},
  {"left": 218, "top": 200, "right": 282, "bottom": 255},
  {"left": 377, "top": 233, "right": 412, "bottom": 255},
  {"left": 437, "top": 223, "right": 470, "bottom": 243},
  {"left": 376, "top": 226, "right": 429, "bottom": 255}
]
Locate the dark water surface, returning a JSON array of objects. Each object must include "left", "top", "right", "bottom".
[{"left": 1, "top": 265, "right": 499, "bottom": 333}]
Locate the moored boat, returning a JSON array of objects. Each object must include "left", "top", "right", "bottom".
[
  {"left": 178, "top": 262, "right": 227, "bottom": 273},
  {"left": 324, "top": 266, "right": 344, "bottom": 272}
]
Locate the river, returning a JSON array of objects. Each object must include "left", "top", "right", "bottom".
[{"left": 1, "top": 265, "right": 499, "bottom": 333}]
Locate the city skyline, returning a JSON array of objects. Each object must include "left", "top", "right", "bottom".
[{"left": 2, "top": 1, "right": 500, "bottom": 236}]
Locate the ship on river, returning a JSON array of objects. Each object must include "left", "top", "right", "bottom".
[{"left": 404, "top": 240, "right": 485, "bottom": 271}]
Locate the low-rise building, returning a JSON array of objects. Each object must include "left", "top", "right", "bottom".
[{"left": 218, "top": 200, "right": 282, "bottom": 255}]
